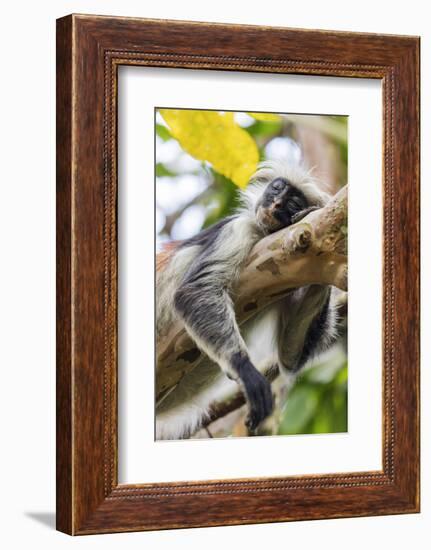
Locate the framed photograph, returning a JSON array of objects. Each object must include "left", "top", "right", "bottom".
[{"left": 56, "top": 14, "right": 420, "bottom": 535}]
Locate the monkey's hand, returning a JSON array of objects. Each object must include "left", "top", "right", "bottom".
[
  {"left": 232, "top": 353, "right": 274, "bottom": 430},
  {"left": 291, "top": 205, "right": 321, "bottom": 224}
]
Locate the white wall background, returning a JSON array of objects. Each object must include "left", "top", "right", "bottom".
[{"left": 0, "top": 1, "right": 427, "bottom": 548}]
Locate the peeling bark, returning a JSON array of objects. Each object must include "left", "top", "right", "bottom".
[{"left": 156, "top": 185, "right": 347, "bottom": 401}]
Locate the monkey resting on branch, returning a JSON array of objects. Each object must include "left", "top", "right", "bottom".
[{"left": 155, "top": 161, "right": 347, "bottom": 440}]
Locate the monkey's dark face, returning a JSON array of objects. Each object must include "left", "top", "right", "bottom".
[{"left": 256, "top": 178, "right": 309, "bottom": 233}]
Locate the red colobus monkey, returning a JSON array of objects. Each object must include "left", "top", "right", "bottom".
[{"left": 156, "top": 160, "right": 338, "bottom": 440}]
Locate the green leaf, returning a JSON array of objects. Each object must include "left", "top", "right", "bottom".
[
  {"left": 247, "top": 112, "right": 281, "bottom": 122},
  {"left": 202, "top": 171, "right": 239, "bottom": 228},
  {"left": 278, "top": 386, "right": 319, "bottom": 435},
  {"left": 244, "top": 120, "right": 283, "bottom": 138},
  {"left": 159, "top": 110, "right": 259, "bottom": 188},
  {"left": 310, "top": 390, "right": 347, "bottom": 434},
  {"left": 155, "top": 163, "right": 177, "bottom": 177},
  {"left": 335, "top": 363, "right": 348, "bottom": 386},
  {"left": 156, "top": 123, "right": 172, "bottom": 141}
]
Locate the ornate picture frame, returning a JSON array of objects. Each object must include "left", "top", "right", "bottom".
[{"left": 56, "top": 14, "right": 420, "bottom": 534}]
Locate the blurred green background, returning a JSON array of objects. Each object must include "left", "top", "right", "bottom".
[{"left": 156, "top": 108, "right": 348, "bottom": 437}]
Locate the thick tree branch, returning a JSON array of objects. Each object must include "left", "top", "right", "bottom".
[{"left": 156, "top": 185, "right": 347, "bottom": 401}]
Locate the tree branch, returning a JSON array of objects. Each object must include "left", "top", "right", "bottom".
[{"left": 156, "top": 185, "right": 347, "bottom": 402}]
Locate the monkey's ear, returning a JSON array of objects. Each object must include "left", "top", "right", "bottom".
[{"left": 156, "top": 241, "right": 180, "bottom": 272}]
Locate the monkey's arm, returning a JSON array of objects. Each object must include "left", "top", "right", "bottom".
[{"left": 173, "top": 222, "right": 273, "bottom": 430}]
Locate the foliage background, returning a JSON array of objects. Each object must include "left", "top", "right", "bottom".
[{"left": 156, "top": 108, "right": 348, "bottom": 438}]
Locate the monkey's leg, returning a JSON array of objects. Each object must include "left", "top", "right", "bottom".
[{"left": 276, "top": 285, "right": 334, "bottom": 375}]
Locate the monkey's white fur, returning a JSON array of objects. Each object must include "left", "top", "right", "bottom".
[
  {"left": 155, "top": 160, "right": 337, "bottom": 440},
  {"left": 242, "top": 159, "right": 331, "bottom": 212}
]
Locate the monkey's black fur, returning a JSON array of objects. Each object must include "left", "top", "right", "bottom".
[
  {"left": 260, "top": 177, "right": 309, "bottom": 228},
  {"left": 230, "top": 351, "right": 274, "bottom": 430},
  {"left": 178, "top": 216, "right": 235, "bottom": 250},
  {"left": 298, "top": 293, "right": 332, "bottom": 369}
]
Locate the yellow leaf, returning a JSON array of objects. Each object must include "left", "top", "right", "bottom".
[
  {"left": 159, "top": 109, "right": 259, "bottom": 188},
  {"left": 248, "top": 112, "right": 281, "bottom": 122}
]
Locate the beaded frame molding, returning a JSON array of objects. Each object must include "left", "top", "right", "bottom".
[{"left": 56, "top": 14, "right": 420, "bottom": 535}]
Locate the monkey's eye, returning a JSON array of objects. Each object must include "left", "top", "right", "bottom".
[
  {"left": 271, "top": 179, "right": 286, "bottom": 191},
  {"left": 288, "top": 198, "right": 302, "bottom": 209}
]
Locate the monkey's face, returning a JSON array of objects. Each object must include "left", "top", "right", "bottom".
[{"left": 256, "top": 177, "right": 309, "bottom": 233}]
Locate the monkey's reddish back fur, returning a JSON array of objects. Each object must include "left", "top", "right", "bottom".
[{"left": 156, "top": 241, "right": 179, "bottom": 272}]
